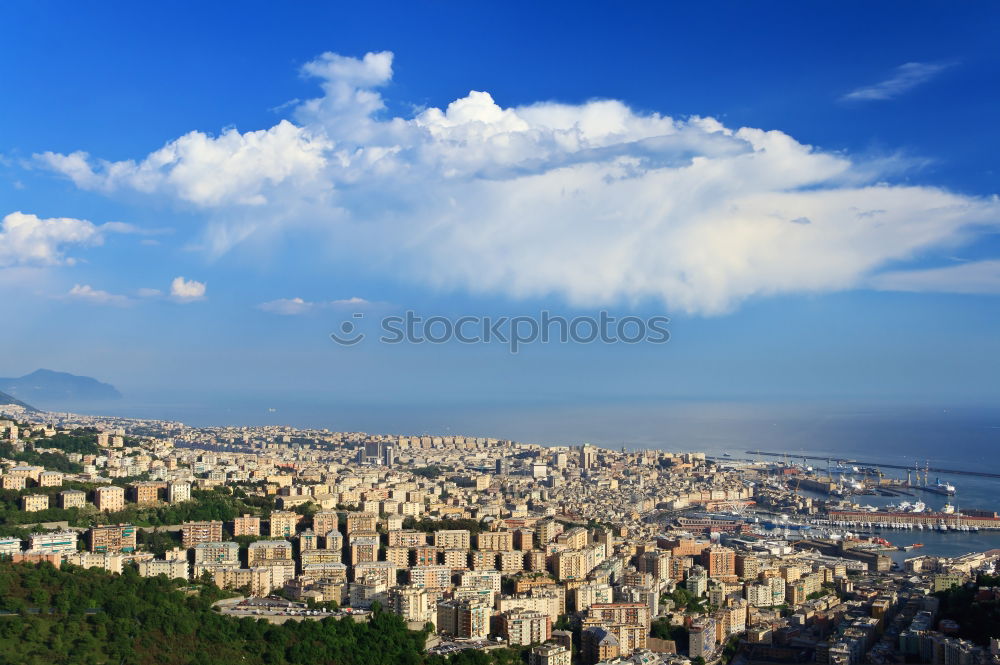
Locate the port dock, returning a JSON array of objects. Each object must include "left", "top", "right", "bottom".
[{"left": 746, "top": 451, "right": 1000, "bottom": 479}]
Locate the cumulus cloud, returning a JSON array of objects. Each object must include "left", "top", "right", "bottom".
[
  {"left": 870, "top": 260, "right": 1000, "bottom": 295},
  {"left": 841, "top": 62, "right": 952, "bottom": 102},
  {"left": 0, "top": 212, "right": 156, "bottom": 269},
  {"left": 37, "top": 51, "right": 1000, "bottom": 314},
  {"left": 258, "top": 296, "right": 369, "bottom": 315},
  {"left": 0, "top": 211, "right": 103, "bottom": 267},
  {"left": 170, "top": 276, "right": 206, "bottom": 302},
  {"left": 65, "top": 284, "right": 131, "bottom": 306}
]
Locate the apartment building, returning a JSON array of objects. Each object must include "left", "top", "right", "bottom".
[
  {"left": 529, "top": 643, "right": 571, "bottom": 665},
  {"left": 88, "top": 524, "right": 137, "bottom": 553},
  {"left": 434, "top": 529, "right": 471, "bottom": 550},
  {"left": 181, "top": 520, "right": 223, "bottom": 548},
  {"left": 21, "top": 494, "right": 49, "bottom": 512},
  {"left": 59, "top": 489, "right": 86, "bottom": 509},
  {"left": 232, "top": 513, "right": 260, "bottom": 537},
  {"left": 65, "top": 551, "right": 124, "bottom": 574},
  {"left": 324, "top": 530, "right": 343, "bottom": 552},
  {"left": 352, "top": 561, "right": 398, "bottom": 588},
  {"left": 345, "top": 512, "right": 378, "bottom": 534},
  {"left": 349, "top": 534, "right": 379, "bottom": 565},
  {"left": 37, "top": 471, "right": 63, "bottom": 487},
  {"left": 702, "top": 545, "right": 737, "bottom": 578},
  {"left": 460, "top": 569, "right": 502, "bottom": 594},
  {"left": 193, "top": 541, "right": 240, "bottom": 566},
  {"left": 210, "top": 567, "right": 274, "bottom": 597},
  {"left": 388, "top": 529, "right": 428, "bottom": 548},
  {"left": 689, "top": 617, "right": 717, "bottom": 660},
  {"left": 436, "top": 599, "right": 489, "bottom": 639},
  {"left": 28, "top": 531, "right": 77, "bottom": 554},
  {"left": 268, "top": 511, "right": 298, "bottom": 538},
  {"left": 131, "top": 481, "right": 162, "bottom": 505},
  {"left": 413, "top": 545, "right": 441, "bottom": 567},
  {"left": 167, "top": 481, "right": 191, "bottom": 504},
  {"left": 442, "top": 548, "right": 469, "bottom": 570},
  {"left": 389, "top": 585, "right": 431, "bottom": 624},
  {"left": 248, "top": 540, "right": 293, "bottom": 564},
  {"left": 312, "top": 510, "right": 339, "bottom": 536},
  {"left": 477, "top": 531, "right": 514, "bottom": 552},
  {"left": 501, "top": 608, "right": 551, "bottom": 646},
  {"left": 410, "top": 564, "right": 453, "bottom": 590},
  {"left": 95, "top": 486, "right": 125, "bottom": 512},
  {"left": 138, "top": 558, "right": 189, "bottom": 580}
]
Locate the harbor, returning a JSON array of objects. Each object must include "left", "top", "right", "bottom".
[{"left": 746, "top": 450, "right": 1000, "bottom": 479}]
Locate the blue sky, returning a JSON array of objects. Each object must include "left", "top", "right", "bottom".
[{"left": 1, "top": 1, "right": 999, "bottom": 417}]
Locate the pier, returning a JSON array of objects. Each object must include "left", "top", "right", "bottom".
[
  {"left": 745, "top": 451, "right": 1000, "bottom": 479},
  {"left": 827, "top": 509, "right": 1000, "bottom": 530}
]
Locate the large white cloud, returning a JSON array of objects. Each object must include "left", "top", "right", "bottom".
[
  {"left": 36, "top": 51, "right": 1000, "bottom": 314},
  {"left": 0, "top": 211, "right": 104, "bottom": 267}
]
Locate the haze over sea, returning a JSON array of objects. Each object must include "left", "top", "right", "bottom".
[{"left": 67, "top": 398, "right": 998, "bottom": 488}]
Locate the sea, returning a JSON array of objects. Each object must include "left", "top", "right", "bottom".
[{"left": 59, "top": 397, "right": 1000, "bottom": 562}]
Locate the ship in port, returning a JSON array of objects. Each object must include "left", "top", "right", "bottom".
[{"left": 920, "top": 478, "right": 957, "bottom": 496}]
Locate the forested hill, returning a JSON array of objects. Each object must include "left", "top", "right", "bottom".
[
  {"left": 0, "top": 561, "right": 429, "bottom": 665},
  {"left": 0, "top": 562, "right": 533, "bottom": 665}
]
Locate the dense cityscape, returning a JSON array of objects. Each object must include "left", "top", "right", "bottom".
[{"left": 1, "top": 400, "right": 997, "bottom": 665}]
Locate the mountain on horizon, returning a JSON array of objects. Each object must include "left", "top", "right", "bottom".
[
  {"left": 0, "top": 369, "right": 122, "bottom": 405},
  {"left": 0, "top": 389, "right": 38, "bottom": 412}
]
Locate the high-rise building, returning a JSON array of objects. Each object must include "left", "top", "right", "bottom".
[
  {"left": 434, "top": 530, "right": 471, "bottom": 550},
  {"left": 500, "top": 609, "right": 551, "bottom": 645},
  {"left": 248, "top": 540, "right": 293, "bottom": 564},
  {"left": 313, "top": 510, "right": 339, "bottom": 536},
  {"left": 349, "top": 534, "right": 379, "bottom": 565},
  {"left": 436, "top": 599, "right": 489, "bottom": 639},
  {"left": 29, "top": 531, "right": 77, "bottom": 554},
  {"left": 689, "top": 617, "right": 717, "bottom": 660},
  {"left": 59, "top": 489, "right": 87, "bottom": 509},
  {"left": 582, "top": 627, "right": 620, "bottom": 664},
  {"left": 269, "top": 511, "right": 298, "bottom": 538},
  {"left": 233, "top": 514, "right": 261, "bottom": 537},
  {"left": 167, "top": 481, "right": 191, "bottom": 504},
  {"left": 131, "top": 482, "right": 162, "bottom": 505},
  {"left": 181, "top": 521, "right": 223, "bottom": 548},
  {"left": 410, "top": 564, "right": 453, "bottom": 590},
  {"left": 388, "top": 585, "right": 430, "bottom": 624},
  {"left": 194, "top": 541, "right": 240, "bottom": 565},
  {"left": 88, "top": 524, "right": 136, "bottom": 553},
  {"left": 477, "top": 531, "right": 513, "bottom": 552},
  {"left": 702, "top": 545, "right": 736, "bottom": 578},
  {"left": 345, "top": 512, "right": 378, "bottom": 534},
  {"left": 95, "top": 486, "right": 125, "bottom": 512}
]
